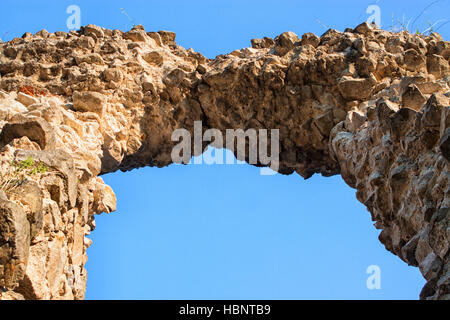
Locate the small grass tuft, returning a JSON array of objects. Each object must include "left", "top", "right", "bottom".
[{"left": 0, "top": 156, "right": 49, "bottom": 193}]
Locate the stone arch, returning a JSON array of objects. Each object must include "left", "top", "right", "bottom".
[{"left": 0, "top": 22, "right": 448, "bottom": 299}]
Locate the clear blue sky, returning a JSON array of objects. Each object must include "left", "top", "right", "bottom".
[{"left": 2, "top": 0, "right": 449, "bottom": 300}]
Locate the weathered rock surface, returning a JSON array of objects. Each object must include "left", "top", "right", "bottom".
[{"left": 0, "top": 22, "right": 448, "bottom": 299}]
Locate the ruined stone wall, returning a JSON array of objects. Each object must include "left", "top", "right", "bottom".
[{"left": 0, "top": 22, "right": 448, "bottom": 299}]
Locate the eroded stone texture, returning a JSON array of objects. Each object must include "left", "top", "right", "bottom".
[{"left": 0, "top": 22, "right": 448, "bottom": 299}]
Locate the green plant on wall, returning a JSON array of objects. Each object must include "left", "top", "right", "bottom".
[
  {"left": 389, "top": 1, "right": 449, "bottom": 35},
  {"left": 0, "top": 156, "right": 48, "bottom": 192}
]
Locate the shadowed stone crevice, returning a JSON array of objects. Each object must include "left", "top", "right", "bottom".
[{"left": 0, "top": 22, "right": 449, "bottom": 299}]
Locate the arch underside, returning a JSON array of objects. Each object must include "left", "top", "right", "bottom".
[{"left": 0, "top": 23, "right": 448, "bottom": 299}]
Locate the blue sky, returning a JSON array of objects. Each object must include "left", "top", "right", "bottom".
[
  {"left": 86, "top": 151, "right": 425, "bottom": 299},
  {"left": 2, "top": 0, "right": 449, "bottom": 300}
]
